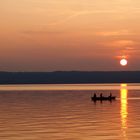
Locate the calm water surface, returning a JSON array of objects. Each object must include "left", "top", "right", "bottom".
[{"left": 0, "top": 84, "right": 139, "bottom": 140}]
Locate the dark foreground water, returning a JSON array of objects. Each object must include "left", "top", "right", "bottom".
[{"left": 0, "top": 84, "right": 139, "bottom": 140}]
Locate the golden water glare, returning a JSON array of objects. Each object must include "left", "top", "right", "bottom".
[{"left": 120, "top": 84, "right": 128, "bottom": 138}]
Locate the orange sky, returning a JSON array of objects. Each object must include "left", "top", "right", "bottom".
[{"left": 0, "top": 0, "right": 140, "bottom": 71}]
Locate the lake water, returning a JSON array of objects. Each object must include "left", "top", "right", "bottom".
[{"left": 0, "top": 84, "right": 139, "bottom": 140}]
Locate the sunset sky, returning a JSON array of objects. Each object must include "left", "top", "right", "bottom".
[{"left": 0, "top": 0, "right": 140, "bottom": 71}]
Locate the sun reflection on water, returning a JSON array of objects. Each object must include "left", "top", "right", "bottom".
[{"left": 120, "top": 84, "right": 128, "bottom": 138}]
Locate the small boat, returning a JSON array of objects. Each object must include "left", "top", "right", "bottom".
[{"left": 91, "top": 96, "right": 116, "bottom": 101}]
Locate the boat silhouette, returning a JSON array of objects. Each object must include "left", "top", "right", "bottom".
[{"left": 91, "top": 95, "right": 116, "bottom": 101}]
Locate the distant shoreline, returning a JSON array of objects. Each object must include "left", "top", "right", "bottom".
[{"left": 0, "top": 71, "right": 140, "bottom": 84}]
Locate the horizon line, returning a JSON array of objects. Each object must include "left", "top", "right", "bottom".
[{"left": 0, "top": 70, "right": 140, "bottom": 73}]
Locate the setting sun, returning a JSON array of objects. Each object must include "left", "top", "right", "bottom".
[{"left": 120, "top": 59, "right": 128, "bottom": 66}]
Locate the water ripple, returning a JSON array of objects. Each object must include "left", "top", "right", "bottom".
[{"left": 0, "top": 89, "right": 139, "bottom": 140}]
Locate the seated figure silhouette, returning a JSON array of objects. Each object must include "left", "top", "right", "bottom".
[
  {"left": 93, "top": 93, "right": 97, "bottom": 98},
  {"left": 109, "top": 93, "right": 112, "bottom": 99},
  {"left": 100, "top": 93, "right": 103, "bottom": 99}
]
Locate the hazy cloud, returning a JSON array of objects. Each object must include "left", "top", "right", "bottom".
[
  {"left": 47, "top": 6, "right": 140, "bottom": 26},
  {"left": 95, "top": 30, "right": 132, "bottom": 37},
  {"left": 22, "top": 30, "right": 63, "bottom": 35},
  {"left": 102, "top": 40, "right": 136, "bottom": 47},
  {"left": 47, "top": 9, "right": 123, "bottom": 26}
]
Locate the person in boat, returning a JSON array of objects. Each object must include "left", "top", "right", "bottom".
[
  {"left": 93, "top": 93, "right": 97, "bottom": 98},
  {"left": 100, "top": 93, "right": 103, "bottom": 99},
  {"left": 109, "top": 93, "right": 112, "bottom": 99}
]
